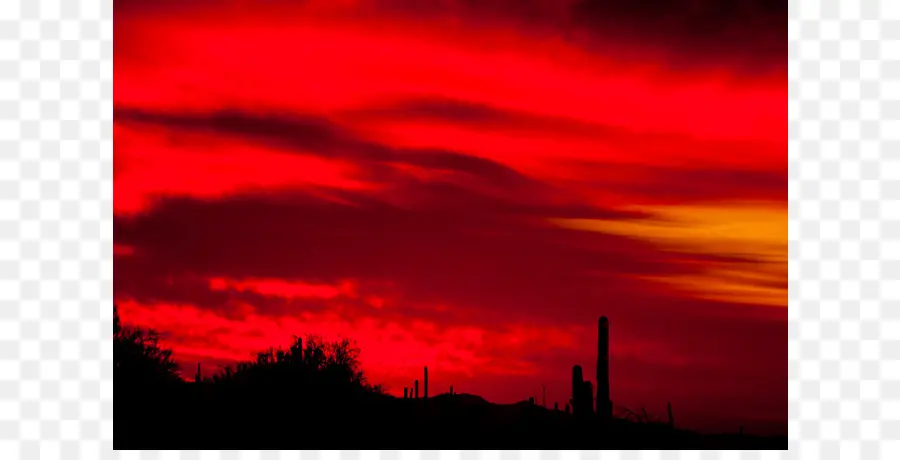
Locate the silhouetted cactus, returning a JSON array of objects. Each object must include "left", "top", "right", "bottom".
[
  {"left": 414, "top": 379, "right": 419, "bottom": 399},
  {"left": 424, "top": 366, "right": 428, "bottom": 399},
  {"left": 581, "top": 381, "right": 594, "bottom": 416},
  {"left": 404, "top": 387, "right": 408, "bottom": 399},
  {"left": 572, "top": 364, "right": 583, "bottom": 412},
  {"left": 565, "top": 403, "right": 570, "bottom": 414},
  {"left": 572, "top": 365, "right": 592, "bottom": 417}
]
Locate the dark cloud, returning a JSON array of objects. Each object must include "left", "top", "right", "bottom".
[
  {"left": 114, "top": 107, "right": 541, "bottom": 192},
  {"left": 116, "top": 0, "right": 784, "bottom": 72},
  {"left": 116, "top": 103, "right": 784, "bottom": 209},
  {"left": 114, "top": 193, "right": 648, "bottom": 321},
  {"left": 113, "top": 190, "right": 785, "bottom": 347},
  {"left": 570, "top": 0, "right": 784, "bottom": 70},
  {"left": 571, "top": 161, "right": 787, "bottom": 204},
  {"left": 340, "top": 96, "right": 679, "bottom": 139}
]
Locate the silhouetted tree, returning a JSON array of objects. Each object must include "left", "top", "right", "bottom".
[
  {"left": 113, "top": 304, "right": 179, "bottom": 386},
  {"left": 214, "top": 334, "right": 373, "bottom": 398}
]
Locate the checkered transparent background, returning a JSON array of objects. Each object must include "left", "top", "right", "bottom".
[{"left": 0, "top": 0, "right": 897, "bottom": 458}]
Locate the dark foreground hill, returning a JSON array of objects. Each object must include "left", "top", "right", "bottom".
[{"left": 115, "top": 381, "right": 785, "bottom": 449}]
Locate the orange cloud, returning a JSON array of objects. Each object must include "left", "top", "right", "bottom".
[{"left": 549, "top": 201, "right": 786, "bottom": 307}]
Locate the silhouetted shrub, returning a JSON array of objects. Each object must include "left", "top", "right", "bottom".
[
  {"left": 114, "top": 304, "right": 180, "bottom": 386},
  {"left": 211, "top": 334, "right": 372, "bottom": 394}
]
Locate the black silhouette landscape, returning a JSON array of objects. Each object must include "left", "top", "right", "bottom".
[
  {"left": 115, "top": 1, "right": 786, "bottom": 449},
  {"left": 114, "top": 306, "right": 786, "bottom": 449}
]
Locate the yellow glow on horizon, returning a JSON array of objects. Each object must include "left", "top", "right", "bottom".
[{"left": 549, "top": 201, "right": 786, "bottom": 307}]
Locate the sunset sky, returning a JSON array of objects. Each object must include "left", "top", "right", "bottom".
[{"left": 114, "top": 0, "right": 785, "bottom": 434}]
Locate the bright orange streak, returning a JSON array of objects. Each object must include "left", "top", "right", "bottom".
[{"left": 550, "top": 202, "right": 786, "bottom": 307}]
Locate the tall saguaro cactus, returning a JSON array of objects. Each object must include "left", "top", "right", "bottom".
[
  {"left": 415, "top": 379, "right": 419, "bottom": 399},
  {"left": 572, "top": 365, "right": 583, "bottom": 406},
  {"left": 424, "top": 366, "right": 429, "bottom": 399}
]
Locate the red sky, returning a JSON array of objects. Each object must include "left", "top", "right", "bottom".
[{"left": 114, "top": 0, "right": 785, "bottom": 434}]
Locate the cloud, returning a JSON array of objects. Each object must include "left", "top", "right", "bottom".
[
  {"left": 115, "top": 6, "right": 784, "bottom": 140},
  {"left": 569, "top": 0, "right": 783, "bottom": 68},
  {"left": 550, "top": 202, "right": 786, "bottom": 307},
  {"left": 208, "top": 277, "right": 351, "bottom": 300},
  {"left": 117, "top": 0, "right": 783, "bottom": 71},
  {"left": 115, "top": 106, "right": 541, "bottom": 185},
  {"left": 113, "top": 121, "right": 376, "bottom": 214},
  {"left": 116, "top": 103, "right": 783, "bottom": 213},
  {"left": 117, "top": 107, "right": 697, "bottom": 221}
]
